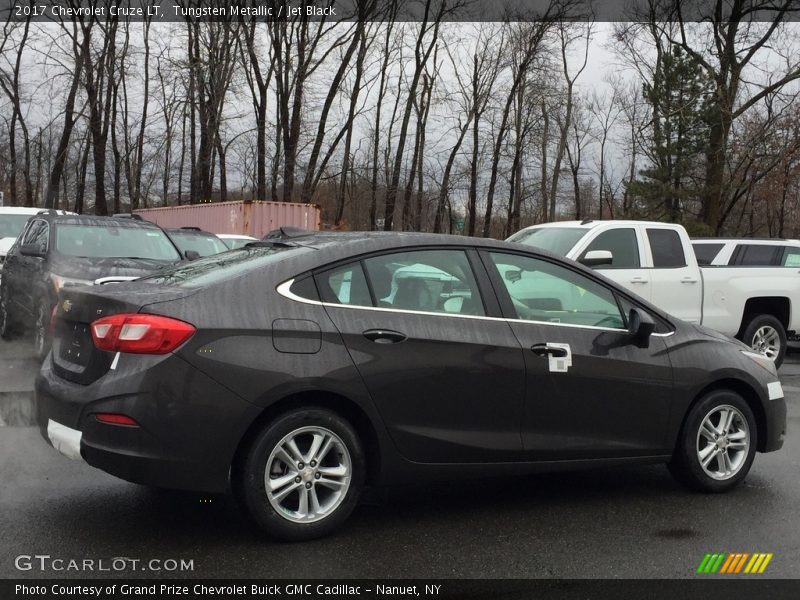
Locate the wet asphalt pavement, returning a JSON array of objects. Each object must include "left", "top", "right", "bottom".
[{"left": 0, "top": 338, "right": 798, "bottom": 580}]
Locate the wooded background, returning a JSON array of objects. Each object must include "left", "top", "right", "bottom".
[{"left": 2, "top": 0, "right": 800, "bottom": 238}]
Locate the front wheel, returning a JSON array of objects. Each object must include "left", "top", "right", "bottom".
[
  {"left": 236, "top": 408, "right": 365, "bottom": 541},
  {"left": 742, "top": 314, "right": 786, "bottom": 368},
  {"left": 33, "top": 299, "right": 52, "bottom": 360},
  {"left": 668, "top": 390, "right": 757, "bottom": 493}
]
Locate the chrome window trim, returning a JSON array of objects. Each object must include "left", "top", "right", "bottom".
[{"left": 277, "top": 278, "right": 675, "bottom": 336}]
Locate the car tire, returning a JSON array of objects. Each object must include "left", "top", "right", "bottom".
[
  {"left": 236, "top": 408, "right": 365, "bottom": 541},
  {"left": 0, "top": 285, "right": 18, "bottom": 340},
  {"left": 33, "top": 298, "right": 51, "bottom": 360},
  {"left": 668, "top": 390, "right": 757, "bottom": 493},
  {"left": 741, "top": 314, "right": 786, "bottom": 368}
]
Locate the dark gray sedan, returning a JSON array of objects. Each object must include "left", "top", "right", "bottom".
[{"left": 35, "top": 233, "right": 786, "bottom": 540}]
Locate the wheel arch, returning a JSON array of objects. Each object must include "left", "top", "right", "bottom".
[
  {"left": 684, "top": 378, "right": 768, "bottom": 453},
  {"left": 737, "top": 297, "right": 790, "bottom": 338},
  {"left": 230, "top": 390, "right": 382, "bottom": 485}
]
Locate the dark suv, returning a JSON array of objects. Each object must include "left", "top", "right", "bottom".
[{"left": 0, "top": 214, "right": 183, "bottom": 358}]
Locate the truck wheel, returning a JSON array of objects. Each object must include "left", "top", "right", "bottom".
[
  {"left": 668, "top": 390, "right": 757, "bottom": 493},
  {"left": 236, "top": 408, "right": 365, "bottom": 541},
  {"left": 0, "top": 286, "right": 18, "bottom": 340},
  {"left": 742, "top": 314, "right": 786, "bottom": 367}
]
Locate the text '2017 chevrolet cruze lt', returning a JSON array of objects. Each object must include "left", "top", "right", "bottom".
[{"left": 36, "top": 233, "right": 786, "bottom": 540}]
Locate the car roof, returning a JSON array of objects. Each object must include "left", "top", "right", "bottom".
[
  {"left": 43, "top": 215, "right": 165, "bottom": 228},
  {"left": 261, "top": 230, "right": 566, "bottom": 256},
  {"left": 517, "top": 219, "right": 670, "bottom": 232}
]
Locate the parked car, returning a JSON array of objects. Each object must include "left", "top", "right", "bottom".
[
  {"left": 692, "top": 238, "right": 800, "bottom": 267},
  {"left": 165, "top": 227, "right": 228, "bottom": 258},
  {"left": 0, "top": 208, "right": 74, "bottom": 280},
  {"left": 0, "top": 215, "right": 183, "bottom": 358},
  {"left": 508, "top": 220, "right": 800, "bottom": 366},
  {"left": 217, "top": 233, "right": 258, "bottom": 250},
  {"left": 37, "top": 232, "right": 785, "bottom": 540}
]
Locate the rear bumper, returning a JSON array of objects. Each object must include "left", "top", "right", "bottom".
[
  {"left": 36, "top": 353, "right": 262, "bottom": 493},
  {"left": 45, "top": 419, "right": 83, "bottom": 461}
]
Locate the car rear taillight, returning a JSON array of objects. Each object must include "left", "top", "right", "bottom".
[
  {"left": 90, "top": 313, "right": 195, "bottom": 354},
  {"left": 95, "top": 413, "right": 139, "bottom": 427}
]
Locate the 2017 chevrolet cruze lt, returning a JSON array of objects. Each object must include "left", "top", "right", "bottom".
[{"left": 36, "top": 233, "right": 786, "bottom": 540}]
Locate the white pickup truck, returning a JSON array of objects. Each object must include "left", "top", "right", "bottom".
[{"left": 508, "top": 220, "right": 800, "bottom": 366}]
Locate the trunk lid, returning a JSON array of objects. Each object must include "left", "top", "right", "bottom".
[{"left": 51, "top": 282, "right": 193, "bottom": 385}]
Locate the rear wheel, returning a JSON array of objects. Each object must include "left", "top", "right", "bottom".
[
  {"left": 236, "top": 408, "right": 365, "bottom": 541},
  {"left": 742, "top": 314, "right": 786, "bottom": 367},
  {"left": 668, "top": 390, "right": 757, "bottom": 493},
  {"left": 33, "top": 299, "right": 51, "bottom": 360}
]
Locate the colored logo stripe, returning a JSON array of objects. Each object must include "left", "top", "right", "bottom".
[{"left": 698, "top": 553, "right": 772, "bottom": 574}]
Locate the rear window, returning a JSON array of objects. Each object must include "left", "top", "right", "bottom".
[
  {"left": 55, "top": 224, "right": 181, "bottom": 261},
  {"left": 139, "top": 246, "right": 303, "bottom": 287},
  {"left": 647, "top": 229, "right": 686, "bottom": 268},
  {"left": 169, "top": 231, "right": 228, "bottom": 257},
  {"left": 693, "top": 243, "right": 724, "bottom": 265}
]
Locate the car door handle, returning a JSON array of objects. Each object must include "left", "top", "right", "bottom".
[
  {"left": 681, "top": 277, "right": 698, "bottom": 284},
  {"left": 629, "top": 277, "right": 648, "bottom": 284},
  {"left": 531, "top": 343, "right": 568, "bottom": 358},
  {"left": 363, "top": 329, "right": 407, "bottom": 344}
]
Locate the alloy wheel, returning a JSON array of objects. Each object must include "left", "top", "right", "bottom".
[
  {"left": 751, "top": 325, "right": 780, "bottom": 361},
  {"left": 696, "top": 404, "right": 750, "bottom": 481},
  {"left": 33, "top": 303, "right": 48, "bottom": 357},
  {"left": 265, "top": 425, "right": 352, "bottom": 523}
]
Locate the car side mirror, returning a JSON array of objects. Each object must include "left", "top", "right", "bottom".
[
  {"left": 628, "top": 308, "right": 656, "bottom": 348},
  {"left": 19, "top": 243, "right": 45, "bottom": 258},
  {"left": 184, "top": 250, "right": 201, "bottom": 261},
  {"left": 580, "top": 250, "right": 613, "bottom": 267}
]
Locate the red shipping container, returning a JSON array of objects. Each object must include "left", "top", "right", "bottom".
[{"left": 134, "top": 201, "right": 320, "bottom": 238}]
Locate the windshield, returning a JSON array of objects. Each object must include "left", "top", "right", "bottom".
[
  {"left": 0, "top": 214, "right": 33, "bottom": 240},
  {"left": 139, "top": 245, "right": 302, "bottom": 287},
  {"left": 169, "top": 231, "right": 228, "bottom": 257},
  {"left": 55, "top": 224, "right": 181, "bottom": 261},
  {"left": 507, "top": 227, "right": 588, "bottom": 256}
]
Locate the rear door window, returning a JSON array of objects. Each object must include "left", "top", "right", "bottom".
[
  {"left": 647, "top": 229, "right": 686, "bottom": 268},
  {"left": 733, "top": 244, "right": 781, "bottom": 266},
  {"left": 580, "top": 228, "right": 640, "bottom": 268},
  {"left": 362, "top": 250, "right": 485, "bottom": 316},
  {"left": 318, "top": 263, "right": 373, "bottom": 307}
]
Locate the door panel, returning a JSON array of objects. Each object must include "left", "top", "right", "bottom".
[
  {"left": 484, "top": 250, "right": 674, "bottom": 460},
  {"left": 509, "top": 322, "right": 674, "bottom": 459},
  {"left": 579, "top": 227, "right": 653, "bottom": 303},
  {"left": 317, "top": 249, "right": 526, "bottom": 463},
  {"left": 645, "top": 228, "right": 702, "bottom": 323}
]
